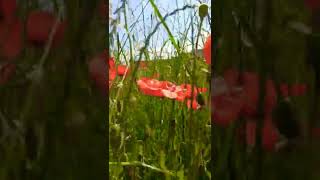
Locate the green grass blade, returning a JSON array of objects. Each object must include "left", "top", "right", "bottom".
[{"left": 149, "top": 0, "right": 181, "bottom": 55}]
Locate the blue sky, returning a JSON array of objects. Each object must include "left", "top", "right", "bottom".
[{"left": 109, "top": 0, "right": 211, "bottom": 61}]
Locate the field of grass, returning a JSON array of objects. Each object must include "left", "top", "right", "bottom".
[{"left": 109, "top": 0, "right": 211, "bottom": 179}]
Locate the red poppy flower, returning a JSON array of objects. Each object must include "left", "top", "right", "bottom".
[
  {"left": 176, "top": 90, "right": 187, "bottom": 101},
  {"left": 26, "top": 11, "right": 65, "bottom": 46},
  {"left": 187, "top": 99, "right": 200, "bottom": 110},
  {"left": 109, "top": 68, "right": 116, "bottom": 81},
  {"left": 180, "top": 84, "right": 192, "bottom": 98},
  {"left": 212, "top": 101, "right": 240, "bottom": 127},
  {"left": 0, "top": 62, "right": 15, "bottom": 84},
  {"left": 161, "top": 81, "right": 175, "bottom": 90},
  {"left": 117, "top": 65, "right": 129, "bottom": 76},
  {"left": 180, "top": 84, "right": 206, "bottom": 98},
  {"left": 212, "top": 92, "right": 243, "bottom": 127},
  {"left": 109, "top": 57, "right": 115, "bottom": 68},
  {"left": 136, "top": 77, "right": 207, "bottom": 109},
  {"left": 279, "top": 83, "right": 289, "bottom": 97},
  {"left": 1, "top": 19, "right": 22, "bottom": 60},
  {"left": 0, "top": 0, "right": 17, "bottom": 22},
  {"left": 160, "top": 81, "right": 184, "bottom": 99},
  {"left": 203, "top": 35, "right": 211, "bottom": 65},
  {"left": 162, "top": 89, "right": 178, "bottom": 99},
  {"left": 137, "top": 77, "right": 164, "bottom": 97}
]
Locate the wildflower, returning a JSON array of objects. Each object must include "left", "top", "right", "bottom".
[
  {"left": 137, "top": 77, "right": 164, "bottom": 97},
  {"left": 109, "top": 57, "right": 115, "bottom": 67},
  {"left": 136, "top": 77, "right": 207, "bottom": 110},
  {"left": 187, "top": 99, "right": 200, "bottom": 110},
  {"left": 212, "top": 95, "right": 242, "bottom": 127},
  {"left": 117, "top": 65, "right": 129, "bottom": 76},
  {"left": 26, "top": 10, "right": 66, "bottom": 46},
  {"left": 180, "top": 83, "right": 207, "bottom": 98},
  {"left": 212, "top": 77, "right": 245, "bottom": 127},
  {"left": 108, "top": 56, "right": 130, "bottom": 88},
  {"left": 109, "top": 67, "right": 116, "bottom": 80}
]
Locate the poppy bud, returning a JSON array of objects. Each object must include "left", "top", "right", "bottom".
[{"left": 198, "top": 3, "right": 209, "bottom": 19}]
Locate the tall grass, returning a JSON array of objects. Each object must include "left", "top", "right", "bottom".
[{"left": 109, "top": 0, "right": 211, "bottom": 179}]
